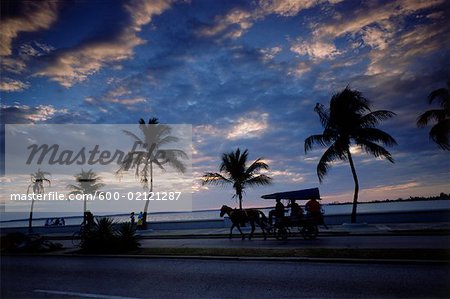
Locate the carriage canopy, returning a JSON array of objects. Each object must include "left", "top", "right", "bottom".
[{"left": 261, "top": 187, "right": 320, "bottom": 200}]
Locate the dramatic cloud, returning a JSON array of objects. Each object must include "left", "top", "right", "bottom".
[
  {"left": 35, "top": 0, "right": 174, "bottom": 87},
  {"left": 0, "top": 1, "right": 59, "bottom": 56},
  {"left": 1, "top": 0, "right": 449, "bottom": 210}
]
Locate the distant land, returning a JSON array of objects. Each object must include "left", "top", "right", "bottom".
[{"left": 329, "top": 193, "right": 450, "bottom": 205}]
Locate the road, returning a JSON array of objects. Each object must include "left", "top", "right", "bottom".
[
  {"left": 138, "top": 235, "right": 450, "bottom": 249},
  {"left": 2, "top": 256, "right": 450, "bottom": 298},
  {"left": 55, "top": 234, "right": 450, "bottom": 250}
]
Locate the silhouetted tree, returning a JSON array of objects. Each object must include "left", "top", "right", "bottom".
[
  {"left": 305, "top": 87, "right": 397, "bottom": 223},
  {"left": 117, "top": 118, "right": 187, "bottom": 229},
  {"left": 417, "top": 79, "right": 450, "bottom": 150},
  {"left": 67, "top": 169, "right": 104, "bottom": 218},
  {"left": 27, "top": 169, "right": 51, "bottom": 233},
  {"left": 202, "top": 148, "right": 272, "bottom": 210}
]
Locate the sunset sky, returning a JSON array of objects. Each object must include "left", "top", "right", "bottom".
[{"left": 1, "top": 0, "right": 449, "bottom": 212}]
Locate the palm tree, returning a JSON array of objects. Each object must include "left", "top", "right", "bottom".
[
  {"left": 417, "top": 79, "right": 450, "bottom": 150},
  {"left": 27, "top": 169, "right": 51, "bottom": 233},
  {"left": 305, "top": 87, "right": 397, "bottom": 223},
  {"left": 117, "top": 118, "right": 188, "bottom": 228},
  {"left": 67, "top": 169, "right": 104, "bottom": 219},
  {"left": 202, "top": 148, "right": 272, "bottom": 210}
]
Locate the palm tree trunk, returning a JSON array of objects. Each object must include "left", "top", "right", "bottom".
[
  {"left": 142, "top": 161, "right": 153, "bottom": 229},
  {"left": 28, "top": 198, "right": 35, "bottom": 234},
  {"left": 238, "top": 193, "right": 242, "bottom": 210},
  {"left": 347, "top": 149, "right": 359, "bottom": 223}
]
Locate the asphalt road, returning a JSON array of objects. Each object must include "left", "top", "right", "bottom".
[
  {"left": 54, "top": 234, "right": 450, "bottom": 251},
  {"left": 137, "top": 235, "right": 450, "bottom": 249},
  {"left": 2, "top": 256, "right": 450, "bottom": 298}
]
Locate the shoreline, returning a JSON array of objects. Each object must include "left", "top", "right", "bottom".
[{"left": 1, "top": 198, "right": 450, "bottom": 225}]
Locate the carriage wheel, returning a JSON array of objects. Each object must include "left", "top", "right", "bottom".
[
  {"left": 302, "top": 224, "right": 318, "bottom": 240},
  {"left": 71, "top": 231, "right": 82, "bottom": 247},
  {"left": 274, "top": 227, "right": 288, "bottom": 240}
]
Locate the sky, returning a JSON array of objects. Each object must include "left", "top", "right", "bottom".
[{"left": 1, "top": 0, "right": 449, "bottom": 213}]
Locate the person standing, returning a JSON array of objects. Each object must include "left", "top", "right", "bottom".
[{"left": 130, "top": 212, "right": 135, "bottom": 226}]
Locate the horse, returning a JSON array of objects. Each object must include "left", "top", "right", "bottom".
[{"left": 219, "top": 205, "right": 270, "bottom": 240}]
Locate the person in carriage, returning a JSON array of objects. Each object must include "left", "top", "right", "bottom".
[
  {"left": 268, "top": 198, "right": 286, "bottom": 225},
  {"left": 305, "top": 197, "right": 327, "bottom": 228},
  {"left": 288, "top": 199, "right": 303, "bottom": 221}
]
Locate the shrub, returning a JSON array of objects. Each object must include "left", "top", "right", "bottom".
[{"left": 80, "top": 218, "right": 141, "bottom": 253}]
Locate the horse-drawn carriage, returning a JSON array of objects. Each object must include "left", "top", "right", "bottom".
[
  {"left": 261, "top": 187, "right": 326, "bottom": 240},
  {"left": 220, "top": 187, "right": 326, "bottom": 240}
]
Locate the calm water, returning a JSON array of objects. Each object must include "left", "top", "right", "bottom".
[{"left": 1, "top": 199, "right": 449, "bottom": 228}]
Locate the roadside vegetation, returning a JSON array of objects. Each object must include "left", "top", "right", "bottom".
[
  {"left": 77, "top": 217, "right": 141, "bottom": 253},
  {"left": 1, "top": 233, "right": 62, "bottom": 253}
]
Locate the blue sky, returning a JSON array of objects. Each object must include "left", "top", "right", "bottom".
[{"left": 1, "top": 0, "right": 449, "bottom": 211}]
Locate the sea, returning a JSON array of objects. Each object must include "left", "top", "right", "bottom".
[{"left": 1, "top": 199, "right": 449, "bottom": 228}]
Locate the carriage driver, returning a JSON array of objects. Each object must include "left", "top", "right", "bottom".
[
  {"left": 269, "top": 198, "right": 286, "bottom": 224},
  {"left": 305, "top": 197, "right": 322, "bottom": 219}
]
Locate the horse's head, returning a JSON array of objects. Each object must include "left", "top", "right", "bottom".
[{"left": 220, "top": 205, "right": 229, "bottom": 217}]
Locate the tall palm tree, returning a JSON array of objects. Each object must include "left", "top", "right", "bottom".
[
  {"left": 27, "top": 169, "right": 51, "bottom": 233},
  {"left": 117, "top": 118, "right": 188, "bottom": 228},
  {"left": 305, "top": 87, "right": 397, "bottom": 223},
  {"left": 417, "top": 79, "right": 450, "bottom": 150},
  {"left": 67, "top": 169, "right": 104, "bottom": 219},
  {"left": 202, "top": 148, "right": 272, "bottom": 210}
]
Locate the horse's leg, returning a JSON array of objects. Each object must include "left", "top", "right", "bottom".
[
  {"left": 229, "top": 223, "right": 235, "bottom": 239},
  {"left": 248, "top": 220, "right": 256, "bottom": 240},
  {"left": 257, "top": 220, "right": 267, "bottom": 240},
  {"left": 236, "top": 224, "right": 245, "bottom": 240}
]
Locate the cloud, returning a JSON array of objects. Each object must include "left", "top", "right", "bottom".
[
  {"left": 366, "top": 22, "right": 448, "bottom": 76},
  {"left": 35, "top": 0, "right": 174, "bottom": 87},
  {"left": 288, "top": 61, "right": 311, "bottom": 77},
  {"left": 35, "top": 32, "right": 145, "bottom": 87},
  {"left": 105, "top": 97, "right": 147, "bottom": 105},
  {"left": 290, "top": 39, "right": 340, "bottom": 60},
  {"left": 0, "top": 1, "right": 60, "bottom": 56},
  {"left": 0, "top": 57, "right": 27, "bottom": 74},
  {"left": 259, "top": 46, "right": 282, "bottom": 62},
  {"left": 19, "top": 41, "right": 54, "bottom": 57},
  {"left": 227, "top": 112, "right": 269, "bottom": 140},
  {"left": 361, "top": 26, "right": 392, "bottom": 50},
  {"left": 313, "top": 0, "right": 444, "bottom": 39},
  {"left": 0, "top": 78, "right": 29, "bottom": 92},
  {"left": 84, "top": 83, "right": 147, "bottom": 110},
  {"left": 0, "top": 104, "right": 68, "bottom": 124},
  {"left": 269, "top": 169, "right": 305, "bottom": 183},
  {"left": 198, "top": 0, "right": 340, "bottom": 39}
]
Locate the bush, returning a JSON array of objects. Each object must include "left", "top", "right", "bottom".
[
  {"left": 1, "top": 233, "right": 63, "bottom": 253},
  {"left": 80, "top": 218, "right": 141, "bottom": 253}
]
